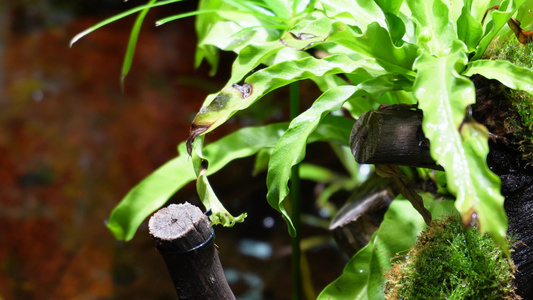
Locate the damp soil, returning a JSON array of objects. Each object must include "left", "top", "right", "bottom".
[{"left": 472, "top": 75, "right": 533, "bottom": 298}]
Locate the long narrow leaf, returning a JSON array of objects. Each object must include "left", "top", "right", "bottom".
[
  {"left": 156, "top": 9, "right": 286, "bottom": 26},
  {"left": 195, "top": 0, "right": 223, "bottom": 74},
  {"left": 69, "top": 0, "right": 183, "bottom": 46},
  {"left": 191, "top": 137, "right": 246, "bottom": 227},
  {"left": 188, "top": 54, "right": 387, "bottom": 146},
  {"left": 107, "top": 143, "right": 195, "bottom": 241},
  {"left": 107, "top": 122, "right": 288, "bottom": 240},
  {"left": 414, "top": 40, "right": 508, "bottom": 251},
  {"left": 121, "top": 0, "right": 156, "bottom": 87},
  {"left": 266, "top": 74, "right": 404, "bottom": 235},
  {"left": 266, "top": 86, "right": 357, "bottom": 235}
]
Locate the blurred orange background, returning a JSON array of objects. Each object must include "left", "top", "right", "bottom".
[{"left": 0, "top": 1, "right": 346, "bottom": 299}]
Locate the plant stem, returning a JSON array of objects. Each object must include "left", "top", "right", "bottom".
[{"left": 290, "top": 81, "right": 302, "bottom": 300}]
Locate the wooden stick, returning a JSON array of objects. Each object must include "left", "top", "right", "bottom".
[
  {"left": 148, "top": 203, "right": 235, "bottom": 300},
  {"left": 350, "top": 109, "right": 442, "bottom": 170},
  {"left": 330, "top": 175, "right": 398, "bottom": 256}
]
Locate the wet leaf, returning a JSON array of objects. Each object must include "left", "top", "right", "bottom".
[
  {"left": 413, "top": 40, "right": 508, "bottom": 252},
  {"left": 267, "top": 75, "right": 406, "bottom": 235},
  {"left": 266, "top": 86, "right": 357, "bottom": 235},
  {"left": 194, "top": 0, "right": 289, "bottom": 74},
  {"left": 404, "top": 0, "right": 457, "bottom": 56},
  {"left": 187, "top": 53, "right": 388, "bottom": 147},
  {"left": 195, "top": 0, "right": 223, "bottom": 74},
  {"left": 384, "top": 12, "right": 407, "bottom": 46},
  {"left": 107, "top": 143, "right": 195, "bottom": 241}
]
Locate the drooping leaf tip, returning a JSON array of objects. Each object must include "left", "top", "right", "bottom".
[
  {"left": 187, "top": 125, "right": 209, "bottom": 155},
  {"left": 70, "top": 28, "right": 92, "bottom": 47},
  {"left": 106, "top": 221, "right": 127, "bottom": 241}
]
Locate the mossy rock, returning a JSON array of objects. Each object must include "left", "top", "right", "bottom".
[
  {"left": 479, "top": 37, "right": 533, "bottom": 165},
  {"left": 384, "top": 214, "right": 520, "bottom": 300}
]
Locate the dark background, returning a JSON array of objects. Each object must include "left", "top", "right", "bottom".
[{"left": 0, "top": 1, "right": 347, "bottom": 299}]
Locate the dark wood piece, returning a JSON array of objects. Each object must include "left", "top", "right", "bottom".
[
  {"left": 330, "top": 175, "right": 399, "bottom": 256},
  {"left": 350, "top": 109, "right": 442, "bottom": 170},
  {"left": 148, "top": 202, "right": 235, "bottom": 300}
]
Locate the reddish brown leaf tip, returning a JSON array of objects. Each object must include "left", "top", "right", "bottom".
[
  {"left": 481, "top": 5, "right": 500, "bottom": 25},
  {"left": 186, "top": 125, "right": 209, "bottom": 156}
]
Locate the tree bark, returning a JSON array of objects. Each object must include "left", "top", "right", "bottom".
[{"left": 148, "top": 202, "right": 235, "bottom": 300}]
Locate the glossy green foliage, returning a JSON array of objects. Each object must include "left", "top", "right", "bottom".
[
  {"left": 457, "top": 0, "right": 483, "bottom": 51},
  {"left": 267, "top": 86, "right": 357, "bottom": 234},
  {"left": 465, "top": 59, "right": 533, "bottom": 95},
  {"left": 414, "top": 41, "right": 509, "bottom": 250},
  {"left": 107, "top": 123, "right": 289, "bottom": 240},
  {"left": 191, "top": 137, "right": 247, "bottom": 227},
  {"left": 86, "top": 0, "right": 531, "bottom": 246},
  {"left": 472, "top": 0, "right": 526, "bottom": 60},
  {"left": 75, "top": 0, "right": 533, "bottom": 296},
  {"left": 193, "top": 0, "right": 310, "bottom": 74},
  {"left": 405, "top": 0, "right": 457, "bottom": 55},
  {"left": 266, "top": 75, "right": 412, "bottom": 235},
  {"left": 189, "top": 53, "right": 388, "bottom": 138},
  {"left": 121, "top": 0, "right": 156, "bottom": 88},
  {"left": 318, "top": 196, "right": 457, "bottom": 299}
]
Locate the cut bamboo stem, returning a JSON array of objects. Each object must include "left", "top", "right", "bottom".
[{"left": 148, "top": 202, "right": 235, "bottom": 300}]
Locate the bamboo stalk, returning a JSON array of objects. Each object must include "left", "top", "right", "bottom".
[{"left": 148, "top": 202, "right": 235, "bottom": 300}]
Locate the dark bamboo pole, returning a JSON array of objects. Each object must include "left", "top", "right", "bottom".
[
  {"left": 350, "top": 108, "right": 442, "bottom": 170},
  {"left": 329, "top": 175, "right": 398, "bottom": 256},
  {"left": 148, "top": 202, "right": 235, "bottom": 300}
]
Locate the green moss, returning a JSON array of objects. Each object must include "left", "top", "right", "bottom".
[
  {"left": 483, "top": 37, "right": 533, "bottom": 164},
  {"left": 384, "top": 214, "right": 520, "bottom": 300},
  {"left": 484, "top": 35, "right": 533, "bottom": 69}
]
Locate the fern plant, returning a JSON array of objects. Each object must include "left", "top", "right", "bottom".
[{"left": 72, "top": 0, "right": 533, "bottom": 298}]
